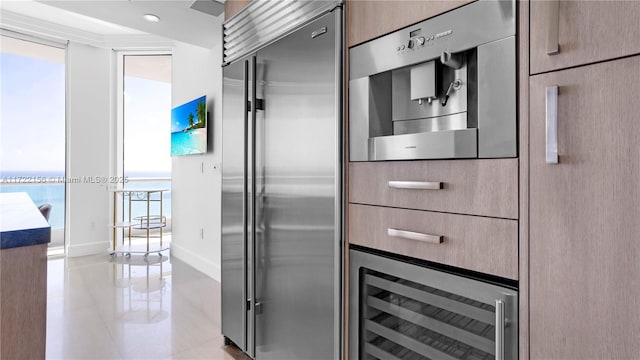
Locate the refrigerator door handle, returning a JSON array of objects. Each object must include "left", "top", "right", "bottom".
[
  {"left": 248, "top": 55, "right": 258, "bottom": 358},
  {"left": 251, "top": 54, "right": 257, "bottom": 261},
  {"left": 242, "top": 59, "right": 249, "bottom": 352},
  {"left": 243, "top": 58, "right": 249, "bottom": 250}
]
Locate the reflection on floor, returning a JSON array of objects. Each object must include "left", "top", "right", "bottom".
[{"left": 46, "top": 252, "right": 250, "bottom": 359}]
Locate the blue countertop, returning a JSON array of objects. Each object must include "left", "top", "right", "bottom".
[{"left": 0, "top": 192, "right": 51, "bottom": 249}]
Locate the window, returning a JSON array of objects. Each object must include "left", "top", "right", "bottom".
[
  {"left": 0, "top": 34, "right": 66, "bottom": 252},
  {"left": 120, "top": 54, "right": 172, "bottom": 230}
]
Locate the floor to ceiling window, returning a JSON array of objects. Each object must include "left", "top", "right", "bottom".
[
  {"left": 0, "top": 34, "right": 66, "bottom": 252},
  {"left": 121, "top": 54, "right": 172, "bottom": 232}
]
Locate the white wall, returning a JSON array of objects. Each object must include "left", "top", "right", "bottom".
[
  {"left": 62, "top": 36, "right": 224, "bottom": 279},
  {"left": 65, "top": 42, "right": 113, "bottom": 257},
  {"left": 170, "top": 40, "right": 223, "bottom": 280}
]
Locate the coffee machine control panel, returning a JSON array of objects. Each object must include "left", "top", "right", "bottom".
[{"left": 396, "top": 29, "right": 453, "bottom": 53}]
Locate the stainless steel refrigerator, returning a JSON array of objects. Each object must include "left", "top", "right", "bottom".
[{"left": 221, "top": 3, "right": 343, "bottom": 359}]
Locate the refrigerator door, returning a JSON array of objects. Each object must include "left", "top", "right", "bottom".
[
  {"left": 222, "top": 54, "right": 255, "bottom": 354},
  {"left": 253, "top": 9, "right": 342, "bottom": 360}
]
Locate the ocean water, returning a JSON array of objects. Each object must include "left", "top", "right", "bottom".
[
  {"left": 171, "top": 130, "right": 207, "bottom": 156},
  {"left": 1, "top": 179, "right": 171, "bottom": 230}
]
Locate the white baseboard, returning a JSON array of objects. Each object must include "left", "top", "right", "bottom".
[
  {"left": 67, "top": 241, "right": 110, "bottom": 257},
  {"left": 170, "top": 242, "right": 220, "bottom": 281}
]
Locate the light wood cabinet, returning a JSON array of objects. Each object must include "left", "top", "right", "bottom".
[
  {"left": 0, "top": 244, "right": 47, "bottom": 359},
  {"left": 529, "top": 55, "right": 640, "bottom": 359},
  {"left": 517, "top": 2, "right": 530, "bottom": 358},
  {"left": 530, "top": 0, "right": 640, "bottom": 74},
  {"left": 346, "top": 0, "right": 474, "bottom": 47},
  {"left": 224, "top": 0, "right": 251, "bottom": 20},
  {"left": 349, "top": 159, "right": 518, "bottom": 219},
  {"left": 349, "top": 204, "right": 518, "bottom": 279}
]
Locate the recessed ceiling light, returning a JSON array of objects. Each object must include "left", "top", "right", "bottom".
[{"left": 143, "top": 14, "right": 160, "bottom": 23}]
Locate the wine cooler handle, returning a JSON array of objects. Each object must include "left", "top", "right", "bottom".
[
  {"left": 495, "top": 299, "right": 505, "bottom": 360},
  {"left": 546, "top": 86, "right": 559, "bottom": 164}
]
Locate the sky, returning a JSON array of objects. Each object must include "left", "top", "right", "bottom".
[
  {"left": 123, "top": 74, "right": 171, "bottom": 176},
  {"left": 0, "top": 41, "right": 171, "bottom": 177},
  {"left": 1, "top": 51, "right": 65, "bottom": 174}
]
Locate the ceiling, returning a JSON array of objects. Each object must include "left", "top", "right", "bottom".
[{"left": 0, "top": 0, "right": 224, "bottom": 49}]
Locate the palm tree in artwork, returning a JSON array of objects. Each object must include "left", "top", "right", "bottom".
[
  {"left": 188, "top": 112, "right": 194, "bottom": 128},
  {"left": 196, "top": 99, "right": 206, "bottom": 127}
]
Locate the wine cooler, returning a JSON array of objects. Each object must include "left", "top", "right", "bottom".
[{"left": 349, "top": 249, "right": 517, "bottom": 360}]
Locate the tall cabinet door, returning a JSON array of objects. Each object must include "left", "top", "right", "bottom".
[
  {"left": 529, "top": 56, "right": 640, "bottom": 359},
  {"left": 530, "top": 1, "right": 640, "bottom": 74}
]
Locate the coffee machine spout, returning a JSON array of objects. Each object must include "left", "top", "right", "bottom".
[{"left": 440, "top": 50, "right": 463, "bottom": 69}]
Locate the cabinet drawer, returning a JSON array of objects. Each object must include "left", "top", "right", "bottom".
[
  {"left": 348, "top": 204, "right": 518, "bottom": 280},
  {"left": 530, "top": 1, "right": 640, "bottom": 74},
  {"left": 349, "top": 159, "right": 518, "bottom": 219}
]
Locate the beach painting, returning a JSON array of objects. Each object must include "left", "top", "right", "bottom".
[{"left": 171, "top": 95, "right": 207, "bottom": 156}]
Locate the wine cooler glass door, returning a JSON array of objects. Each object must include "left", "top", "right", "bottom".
[{"left": 349, "top": 249, "right": 517, "bottom": 360}]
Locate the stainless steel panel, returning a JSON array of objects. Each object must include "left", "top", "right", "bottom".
[
  {"left": 348, "top": 73, "right": 392, "bottom": 161},
  {"left": 349, "top": 0, "right": 515, "bottom": 80},
  {"left": 348, "top": 78, "right": 370, "bottom": 162},
  {"left": 223, "top": 0, "right": 341, "bottom": 64},
  {"left": 221, "top": 56, "right": 251, "bottom": 351},
  {"left": 477, "top": 36, "right": 517, "bottom": 158},
  {"left": 349, "top": 249, "right": 518, "bottom": 360},
  {"left": 253, "top": 10, "right": 340, "bottom": 360},
  {"left": 333, "top": 12, "right": 344, "bottom": 359},
  {"left": 369, "top": 72, "right": 393, "bottom": 137},
  {"left": 393, "top": 112, "right": 467, "bottom": 135},
  {"left": 369, "top": 128, "right": 477, "bottom": 161}
]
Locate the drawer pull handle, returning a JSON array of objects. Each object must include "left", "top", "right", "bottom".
[
  {"left": 388, "top": 181, "right": 443, "bottom": 190},
  {"left": 387, "top": 228, "right": 443, "bottom": 244},
  {"left": 546, "top": 86, "right": 559, "bottom": 164}
]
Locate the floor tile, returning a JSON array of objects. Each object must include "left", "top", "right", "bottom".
[
  {"left": 46, "top": 305, "right": 122, "bottom": 359},
  {"left": 47, "top": 251, "right": 247, "bottom": 360},
  {"left": 170, "top": 336, "right": 251, "bottom": 360}
]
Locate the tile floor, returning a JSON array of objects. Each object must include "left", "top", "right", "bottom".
[{"left": 46, "top": 251, "right": 250, "bottom": 359}]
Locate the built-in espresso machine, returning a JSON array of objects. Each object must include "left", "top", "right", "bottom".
[{"left": 349, "top": 0, "right": 516, "bottom": 161}]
